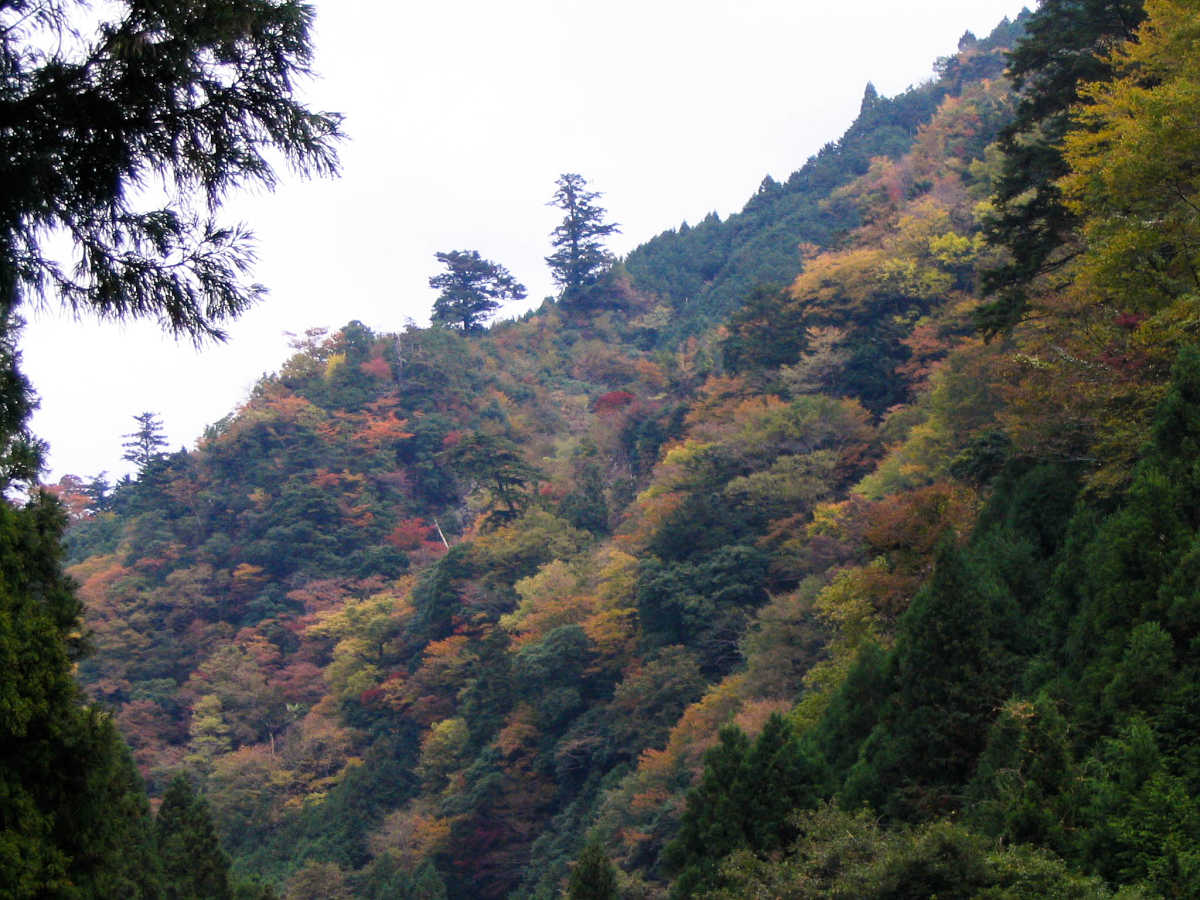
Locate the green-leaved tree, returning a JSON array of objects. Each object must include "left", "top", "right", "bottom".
[
  {"left": 429, "top": 250, "right": 526, "bottom": 332},
  {"left": 0, "top": 0, "right": 340, "bottom": 892},
  {"left": 122, "top": 411, "right": 169, "bottom": 474},
  {"left": 157, "top": 775, "right": 233, "bottom": 900},
  {"left": 546, "top": 173, "right": 620, "bottom": 302}
]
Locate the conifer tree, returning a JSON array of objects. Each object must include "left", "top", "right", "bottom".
[
  {"left": 429, "top": 250, "right": 526, "bottom": 332},
  {"left": 977, "top": 0, "right": 1144, "bottom": 333},
  {"left": 546, "top": 173, "right": 621, "bottom": 301},
  {"left": 567, "top": 839, "right": 619, "bottom": 900},
  {"left": 0, "top": 1, "right": 338, "bottom": 892},
  {"left": 442, "top": 431, "right": 541, "bottom": 529},
  {"left": 0, "top": 0, "right": 341, "bottom": 342},
  {"left": 122, "top": 411, "right": 170, "bottom": 473},
  {"left": 157, "top": 775, "right": 234, "bottom": 900},
  {"left": 722, "top": 283, "right": 809, "bottom": 375},
  {"left": 666, "top": 715, "right": 823, "bottom": 897},
  {"left": 841, "top": 542, "right": 1017, "bottom": 819},
  {"left": 0, "top": 491, "right": 163, "bottom": 896}
]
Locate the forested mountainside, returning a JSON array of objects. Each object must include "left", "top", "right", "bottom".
[
  {"left": 17, "top": 0, "right": 1200, "bottom": 896},
  {"left": 624, "top": 15, "right": 1024, "bottom": 344}
]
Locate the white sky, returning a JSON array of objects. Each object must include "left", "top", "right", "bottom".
[{"left": 23, "top": 0, "right": 1031, "bottom": 483}]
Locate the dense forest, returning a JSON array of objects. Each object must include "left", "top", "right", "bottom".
[{"left": 6, "top": 0, "right": 1200, "bottom": 897}]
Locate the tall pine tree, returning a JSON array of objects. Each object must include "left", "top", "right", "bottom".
[
  {"left": 546, "top": 174, "right": 620, "bottom": 303},
  {"left": 156, "top": 775, "right": 233, "bottom": 900}
]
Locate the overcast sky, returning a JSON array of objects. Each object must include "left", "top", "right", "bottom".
[{"left": 23, "top": 0, "right": 1031, "bottom": 483}]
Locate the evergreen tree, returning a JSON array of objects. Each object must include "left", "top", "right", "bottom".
[
  {"left": 977, "top": 0, "right": 1144, "bottom": 333},
  {"left": 361, "top": 856, "right": 448, "bottom": 900},
  {"left": 859, "top": 81, "right": 881, "bottom": 115},
  {"left": 0, "top": 0, "right": 341, "bottom": 343},
  {"left": 0, "top": 491, "right": 163, "bottom": 897},
  {"left": 665, "top": 716, "right": 824, "bottom": 897},
  {"left": 0, "top": 1, "right": 338, "bottom": 892},
  {"left": 442, "top": 432, "right": 541, "bottom": 529},
  {"left": 428, "top": 250, "right": 526, "bottom": 332},
  {"left": 156, "top": 775, "right": 233, "bottom": 900},
  {"left": 82, "top": 472, "right": 113, "bottom": 512},
  {"left": 546, "top": 173, "right": 620, "bottom": 301},
  {"left": 567, "top": 839, "right": 619, "bottom": 900},
  {"left": 841, "top": 543, "right": 1018, "bottom": 819},
  {"left": 122, "top": 412, "right": 169, "bottom": 473},
  {"left": 721, "top": 283, "right": 809, "bottom": 376}
]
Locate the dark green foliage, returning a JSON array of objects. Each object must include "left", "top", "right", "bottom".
[
  {"left": 567, "top": 839, "right": 619, "bottom": 900},
  {"left": 619, "top": 403, "right": 687, "bottom": 480},
  {"left": 647, "top": 489, "right": 755, "bottom": 563},
  {"left": 157, "top": 776, "right": 232, "bottom": 900},
  {"left": 0, "top": 0, "right": 341, "bottom": 339},
  {"left": 944, "top": 348, "right": 1200, "bottom": 894},
  {"left": 0, "top": 491, "right": 162, "bottom": 898},
  {"left": 359, "top": 856, "right": 447, "bottom": 899},
  {"left": 637, "top": 545, "right": 769, "bottom": 673},
  {"left": 1065, "top": 348, "right": 1200, "bottom": 680},
  {"left": 665, "top": 715, "right": 824, "bottom": 897},
  {"left": 514, "top": 625, "right": 605, "bottom": 734},
  {"left": 808, "top": 461, "right": 1087, "bottom": 830},
  {"left": 395, "top": 413, "right": 464, "bottom": 508},
  {"left": 546, "top": 174, "right": 620, "bottom": 302},
  {"left": 122, "top": 412, "right": 170, "bottom": 473},
  {"left": 625, "top": 17, "right": 1024, "bottom": 345},
  {"left": 708, "top": 803, "right": 1121, "bottom": 899},
  {"left": 0, "top": 315, "right": 41, "bottom": 486},
  {"left": 832, "top": 317, "right": 916, "bottom": 417},
  {"left": 456, "top": 627, "right": 515, "bottom": 748},
  {"left": 0, "top": 7, "right": 338, "bottom": 889},
  {"left": 232, "top": 881, "right": 278, "bottom": 900},
  {"left": 841, "top": 542, "right": 1020, "bottom": 819},
  {"left": 558, "top": 458, "right": 610, "bottom": 534},
  {"left": 976, "top": 462, "right": 1082, "bottom": 561},
  {"left": 410, "top": 545, "right": 477, "bottom": 643},
  {"left": 978, "top": 0, "right": 1144, "bottom": 333},
  {"left": 517, "top": 765, "right": 634, "bottom": 900},
  {"left": 1074, "top": 722, "right": 1200, "bottom": 892},
  {"left": 429, "top": 250, "right": 526, "bottom": 333},
  {"left": 226, "top": 735, "right": 419, "bottom": 886},
  {"left": 809, "top": 641, "right": 892, "bottom": 778},
  {"left": 721, "top": 283, "right": 808, "bottom": 376},
  {"left": 441, "top": 432, "right": 541, "bottom": 529},
  {"left": 607, "top": 646, "right": 706, "bottom": 756},
  {"left": 969, "top": 692, "right": 1082, "bottom": 857}
]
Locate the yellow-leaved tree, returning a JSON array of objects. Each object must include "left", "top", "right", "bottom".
[{"left": 1060, "top": 0, "right": 1200, "bottom": 351}]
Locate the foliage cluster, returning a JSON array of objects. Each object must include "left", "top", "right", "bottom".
[{"left": 22, "top": 3, "right": 1200, "bottom": 899}]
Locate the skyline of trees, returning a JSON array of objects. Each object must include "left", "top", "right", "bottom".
[{"left": 429, "top": 250, "right": 526, "bottom": 332}]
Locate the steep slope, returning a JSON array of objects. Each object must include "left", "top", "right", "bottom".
[
  {"left": 58, "top": 6, "right": 1200, "bottom": 898},
  {"left": 624, "top": 15, "right": 1025, "bottom": 344},
  {"left": 64, "top": 45, "right": 1016, "bottom": 893}
]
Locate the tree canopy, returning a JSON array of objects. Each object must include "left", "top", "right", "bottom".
[
  {"left": 428, "top": 250, "right": 526, "bottom": 332},
  {"left": 0, "top": 1, "right": 340, "bottom": 893},
  {"left": 122, "top": 412, "right": 169, "bottom": 473},
  {"left": 976, "top": 0, "right": 1143, "bottom": 333},
  {"left": 0, "top": 0, "right": 342, "bottom": 341},
  {"left": 37, "top": 8, "right": 1200, "bottom": 898},
  {"left": 546, "top": 173, "right": 620, "bottom": 301}
]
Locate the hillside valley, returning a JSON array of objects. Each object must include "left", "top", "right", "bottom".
[{"left": 7, "top": 1, "right": 1200, "bottom": 897}]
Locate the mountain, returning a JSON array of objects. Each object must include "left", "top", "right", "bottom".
[{"left": 48, "top": 2, "right": 1200, "bottom": 897}]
